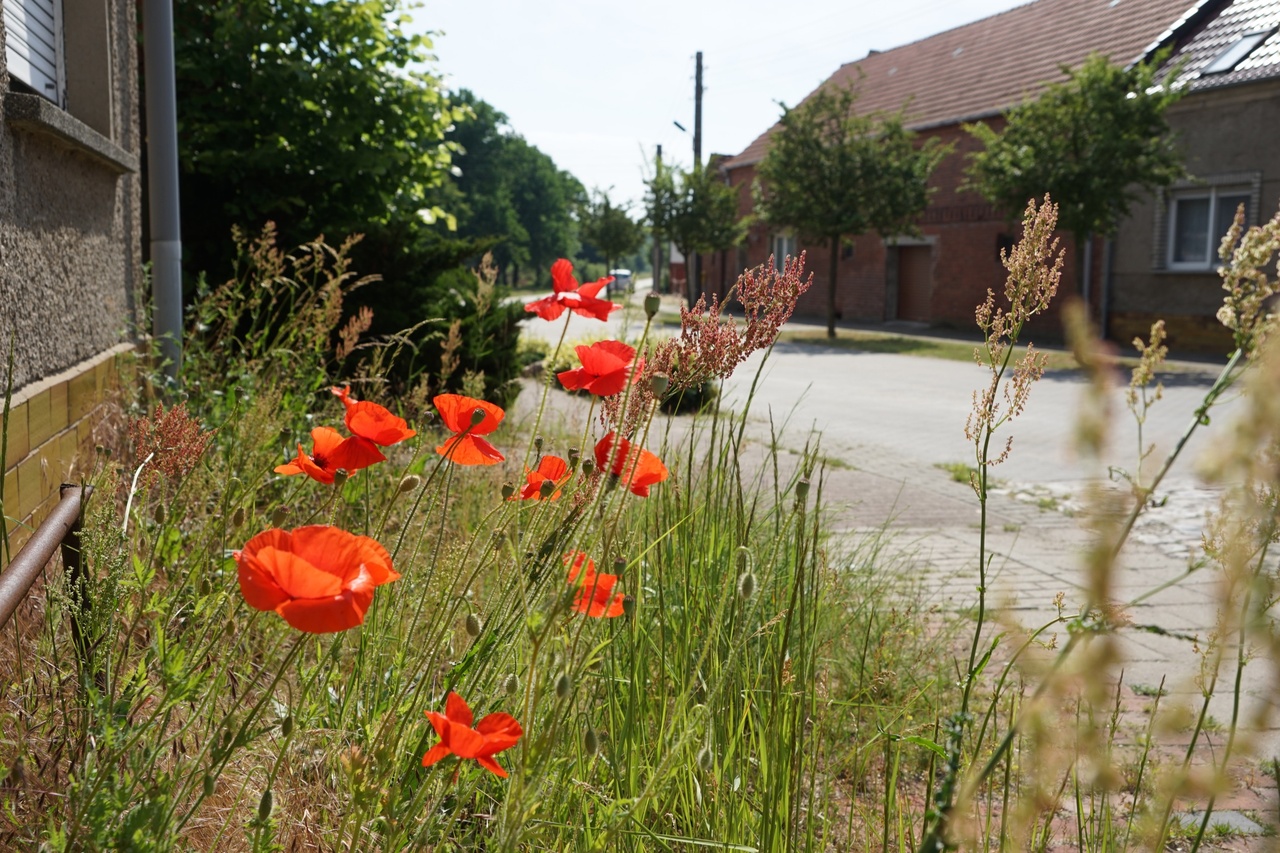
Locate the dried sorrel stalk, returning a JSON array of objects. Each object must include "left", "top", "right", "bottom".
[{"left": 602, "top": 254, "right": 812, "bottom": 437}]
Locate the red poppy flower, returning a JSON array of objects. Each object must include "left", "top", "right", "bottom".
[
  {"left": 514, "top": 455, "right": 571, "bottom": 500},
  {"left": 594, "top": 432, "right": 669, "bottom": 497},
  {"left": 422, "top": 692, "right": 524, "bottom": 778},
  {"left": 557, "top": 340, "right": 644, "bottom": 397},
  {"left": 565, "top": 552, "right": 626, "bottom": 618},
  {"left": 331, "top": 386, "right": 417, "bottom": 446},
  {"left": 274, "top": 426, "right": 386, "bottom": 484},
  {"left": 524, "top": 259, "right": 620, "bottom": 322},
  {"left": 434, "top": 394, "right": 505, "bottom": 466},
  {"left": 235, "top": 526, "right": 400, "bottom": 633}
]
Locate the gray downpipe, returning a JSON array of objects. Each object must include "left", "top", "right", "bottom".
[{"left": 144, "top": 0, "right": 182, "bottom": 382}]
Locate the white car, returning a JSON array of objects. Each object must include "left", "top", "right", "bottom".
[{"left": 608, "top": 269, "right": 633, "bottom": 296}]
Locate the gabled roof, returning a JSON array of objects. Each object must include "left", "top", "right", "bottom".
[
  {"left": 1156, "top": 0, "right": 1280, "bottom": 92},
  {"left": 726, "top": 0, "right": 1200, "bottom": 170}
]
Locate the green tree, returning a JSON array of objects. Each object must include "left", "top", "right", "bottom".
[
  {"left": 645, "top": 161, "right": 745, "bottom": 301},
  {"left": 757, "top": 84, "right": 947, "bottom": 337},
  {"left": 175, "top": 0, "right": 464, "bottom": 281},
  {"left": 966, "top": 52, "right": 1185, "bottom": 286},
  {"left": 446, "top": 91, "right": 582, "bottom": 286},
  {"left": 579, "top": 190, "right": 646, "bottom": 280}
]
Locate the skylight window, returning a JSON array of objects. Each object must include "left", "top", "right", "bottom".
[{"left": 1204, "top": 28, "right": 1275, "bottom": 74}]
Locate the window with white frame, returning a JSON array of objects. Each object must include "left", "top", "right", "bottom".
[
  {"left": 1167, "top": 186, "right": 1252, "bottom": 270},
  {"left": 3, "top": 0, "right": 64, "bottom": 103},
  {"left": 771, "top": 232, "right": 797, "bottom": 267}
]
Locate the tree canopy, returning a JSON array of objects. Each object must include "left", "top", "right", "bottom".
[
  {"left": 175, "top": 0, "right": 464, "bottom": 280},
  {"left": 446, "top": 90, "right": 583, "bottom": 286},
  {"left": 645, "top": 161, "right": 745, "bottom": 300},
  {"left": 756, "top": 84, "right": 947, "bottom": 336},
  {"left": 965, "top": 53, "right": 1185, "bottom": 245},
  {"left": 578, "top": 190, "right": 646, "bottom": 278}
]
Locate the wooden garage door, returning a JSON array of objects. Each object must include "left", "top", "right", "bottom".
[{"left": 897, "top": 246, "right": 932, "bottom": 322}]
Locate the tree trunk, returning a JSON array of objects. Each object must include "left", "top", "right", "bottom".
[{"left": 827, "top": 235, "right": 840, "bottom": 338}]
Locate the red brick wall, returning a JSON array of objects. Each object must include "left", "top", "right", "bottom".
[{"left": 710, "top": 120, "right": 1081, "bottom": 338}]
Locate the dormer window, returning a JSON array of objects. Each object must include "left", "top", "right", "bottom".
[{"left": 1203, "top": 28, "right": 1275, "bottom": 75}]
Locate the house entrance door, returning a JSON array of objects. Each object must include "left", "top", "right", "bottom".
[{"left": 897, "top": 246, "right": 932, "bottom": 322}]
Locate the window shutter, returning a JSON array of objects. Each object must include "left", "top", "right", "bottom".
[{"left": 3, "top": 0, "right": 63, "bottom": 102}]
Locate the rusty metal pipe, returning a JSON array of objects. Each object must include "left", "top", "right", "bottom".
[{"left": 0, "top": 484, "right": 92, "bottom": 632}]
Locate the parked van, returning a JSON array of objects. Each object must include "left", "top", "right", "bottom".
[{"left": 608, "top": 269, "right": 633, "bottom": 296}]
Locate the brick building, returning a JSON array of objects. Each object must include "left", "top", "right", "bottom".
[
  {"left": 707, "top": 0, "right": 1200, "bottom": 338},
  {"left": 1, "top": 0, "right": 143, "bottom": 547}
]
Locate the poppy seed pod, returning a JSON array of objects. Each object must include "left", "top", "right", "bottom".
[
  {"left": 258, "top": 788, "right": 273, "bottom": 822},
  {"left": 539, "top": 478, "right": 557, "bottom": 498},
  {"left": 581, "top": 459, "right": 595, "bottom": 476},
  {"left": 465, "top": 613, "right": 483, "bottom": 637},
  {"left": 697, "top": 746, "right": 714, "bottom": 773},
  {"left": 622, "top": 595, "right": 636, "bottom": 618},
  {"left": 795, "top": 478, "right": 810, "bottom": 503},
  {"left": 613, "top": 556, "right": 627, "bottom": 574},
  {"left": 568, "top": 447, "right": 581, "bottom": 468},
  {"left": 332, "top": 469, "right": 349, "bottom": 487},
  {"left": 737, "top": 571, "right": 757, "bottom": 600},
  {"left": 230, "top": 506, "right": 246, "bottom": 528},
  {"left": 501, "top": 482, "right": 516, "bottom": 499},
  {"left": 555, "top": 672, "right": 572, "bottom": 699},
  {"left": 470, "top": 407, "right": 487, "bottom": 426},
  {"left": 270, "top": 506, "right": 291, "bottom": 527},
  {"left": 584, "top": 727, "right": 599, "bottom": 756},
  {"left": 649, "top": 372, "right": 670, "bottom": 397},
  {"left": 644, "top": 292, "right": 661, "bottom": 319},
  {"left": 535, "top": 435, "right": 544, "bottom": 453},
  {"left": 398, "top": 474, "right": 421, "bottom": 493},
  {"left": 503, "top": 673, "right": 520, "bottom": 695}
]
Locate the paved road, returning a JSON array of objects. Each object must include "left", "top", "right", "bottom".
[{"left": 520, "top": 282, "right": 1276, "bottom": 753}]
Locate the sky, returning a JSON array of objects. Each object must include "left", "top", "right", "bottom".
[{"left": 412, "top": 1, "right": 1034, "bottom": 210}]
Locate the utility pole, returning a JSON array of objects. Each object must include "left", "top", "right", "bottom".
[
  {"left": 653, "top": 144, "right": 663, "bottom": 294},
  {"left": 691, "top": 51, "right": 703, "bottom": 303}
]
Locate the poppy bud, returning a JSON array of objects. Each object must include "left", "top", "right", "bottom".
[
  {"left": 584, "top": 727, "right": 599, "bottom": 757},
  {"left": 795, "top": 478, "right": 810, "bottom": 504},
  {"left": 539, "top": 479, "right": 556, "bottom": 498},
  {"left": 649, "top": 372, "right": 670, "bottom": 397},
  {"left": 470, "top": 407, "right": 487, "bottom": 426},
  {"left": 645, "top": 292, "right": 661, "bottom": 319},
  {"left": 555, "top": 672, "right": 572, "bottom": 699},
  {"left": 258, "top": 788, "right": 273, "bottom": 822},
  {"left": 503, "top": 673, "right": 520, "bottom": 695},
  {"left": 622, "top": 595, "right": 636, "bottom": 618},
  {"left": 465, "top": 613, "right": 483, "bottom": 637},
  {"left": 535, "top": 435, "right": 544, "bottom": 453},
  {"left": 737, "top": 571, "right": 757, "bottom": 600},
  {"left": 230, "top": 506, "right": 246, "bottom": 528},
  {"left": 398, "top": 474, "right": 421, "bottom": 493},
  {"left": 501, "top": 482, "right": 516, "bottom": 499},
  {"left": 270, "top": 506, "right": 291, "bottom": 528},
  {"left": 568, "top": 447, "right": 581, "bottom": 469},
  {"left": 202, "top": 775, "right": 215, "bottom": 797},
  {"left": 581, "top": 460, "right": 595, "bottom": 476},
  {"left": 281, "top": 715, "right": 293, "bottom": 737},
  {"left": 697, "top": 746, "right": 714, "bottom": 773},
  {"left": 153, "top": 504, "right": 166, "bottom": 525},
  {"left": 332, "top": 470, "right": 349, "bottom": 488}
]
